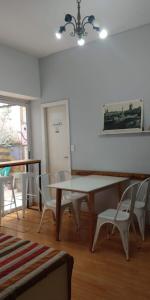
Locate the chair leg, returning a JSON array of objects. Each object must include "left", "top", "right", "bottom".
[
  {"left": 135, "top": 210, "right": 145, "bottom": 241},
  {"left": 22, "top": 174, "right": 28, "bottom": 218},
  {"left": 119, "top": 226, "right": 129, "bottom": 260},
  {"left": 38, "top": 208, "right": 46, "bottom": 233},
  {"left": 92, "top": 218, "right": 102, "bottom": 252},
  {"left": 112, "top": 225, "right": 116, "bottom": 235},
  {"left": 12, "top": 187, "right": 19, "bottom": 220},
  {"left": 131, "top": 218, "right": 137, "bottom": 235},
  {"left": 131, "top": 218, "right": 140, "bottom": 244},
  {"left": 106, "top": 224, "right": 113, "bottom": 239},
  {"left": 22, "top": 207, "right": 25, "bottom": 218},
  {"left": 51, "top": 210, "right": 56, "bottom": 224},
  {"left": 22, "top": 191, "right": 26, "bottom": 218}
]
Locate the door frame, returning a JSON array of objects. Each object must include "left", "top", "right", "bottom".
[{"left": 41, "top": 99, "right": 71, "bottom": 173}]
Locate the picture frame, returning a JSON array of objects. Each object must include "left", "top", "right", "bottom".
[{"left": 102, "top": 99, "right": 144, "bottom": 134}]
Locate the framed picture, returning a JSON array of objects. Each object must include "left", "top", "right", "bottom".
[{"left": 102, "top": 99, "right": 144, "bottom": 134}]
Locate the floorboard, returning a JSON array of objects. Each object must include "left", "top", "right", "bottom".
[{"left": 0, "top": 210, "right": 150, "bottom": 300}]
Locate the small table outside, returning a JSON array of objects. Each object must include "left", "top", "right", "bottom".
[{"left": 48, "top": 175, "right": 129, "bottom": 251}]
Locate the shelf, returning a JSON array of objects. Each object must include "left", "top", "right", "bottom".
[{"left": 98, "top": 130, "right": 150, "bottom": 136}]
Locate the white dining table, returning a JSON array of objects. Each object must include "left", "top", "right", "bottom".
[{"left": 48, "top": 175, "right": 129, "bottom": 251}]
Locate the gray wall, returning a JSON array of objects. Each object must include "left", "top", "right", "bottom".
[
  {"left": 35, "top": 24, "right": 150, "bottom": 173},
  {"left": 0, "top": 44, "right": 40, "bottom": 98},
  {"left": 31, "top": 99, "right": 42, "bottom": 159}
]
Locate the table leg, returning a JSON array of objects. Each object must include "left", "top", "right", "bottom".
[
  {"left": 38, "top": 161, "right": 42, "bottom": 211},
  {"left": 87, "top": 192, "right": 96, "bottom": 252},
  {"left": 56, "top": 188, "right": 62, "bottom": 241}
]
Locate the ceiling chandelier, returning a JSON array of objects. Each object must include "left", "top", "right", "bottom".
[{"left": 55, "top": 0, "right": 108, "bottom": 46}]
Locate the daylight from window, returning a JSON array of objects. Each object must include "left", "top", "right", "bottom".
[{"left": 0, "top": 103, "right": 28, "bottom": 165}]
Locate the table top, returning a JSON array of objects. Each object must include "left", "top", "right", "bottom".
[
  {"left": 0, "top": 159, "right": 41, "bottom": 167},
  {"left": 48, "top": 175, "right": 129, "bottom": 193}
]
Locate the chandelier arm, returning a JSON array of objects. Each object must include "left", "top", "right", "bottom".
[
  {"left": 83, "top": 21, "right": 100, "bottom": 33},
  {"left": 83, "top": 21, "right": 92, "bottom": 30},
  {"left": 64, "top": 22, "right": 76, "bottom": 36},
  {"left": 92, "top": 25, "right": 100, "bottom": 32},
  {"left": 71, "top": 15, "right": 77, "bottom": 27},
  {"left": 81, "top": 16, "right": 89, "bottom": 26}
]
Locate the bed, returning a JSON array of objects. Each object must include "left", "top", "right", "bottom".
[{"left": 0, "top": 233, "right": 73, "bottom": 300}]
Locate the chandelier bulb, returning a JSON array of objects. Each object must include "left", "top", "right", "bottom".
[
  {"left": 99, "top": 29, "right": 108, "bottom": 39},
  {"left": 55, "top": 32, "right": 62, "bottom": 40},
  {"left": 77, "top": 38, "right": 85, "bottom": 46}
]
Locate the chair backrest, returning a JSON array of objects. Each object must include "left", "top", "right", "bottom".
[
  {"left": 55, "top": 170, "right": 71, "bottom": 182},
  {"left": 36, "top": 173, "right": 55, "bottom": 205},
  {"left": 0, "top": 175, "right": 13, "bottom": 185},
  {"left": 21, "top": 173, "right": 30, "bottom": 198},
  {"left": 55, "top": 170, "right": 72, "bottom": 198},
  {"left": 26, "top": 172, "right": 38, "bottom": 197},
  {"left": 13, "top": 172, "right": 30, "bottom": 197},
  {"left": 0, "top": 175, "right": 14, "bottom": 206},
  {"left": 116, "top": 182, "right": 140, "bottom": 221},
  {"left": 136, "top": 177, "right": 150, "bottom": 208}
]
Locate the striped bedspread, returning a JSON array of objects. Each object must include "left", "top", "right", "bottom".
[{"left": 0, "top": 233, "right": 73, "bottom": 300}]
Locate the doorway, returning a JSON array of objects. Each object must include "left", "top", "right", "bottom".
[
  {"left": 42, "top": 100, "right": 71, "bottom": 174},
  {"left": 0, "top": 99, "right": 32, "bottom": 212}
]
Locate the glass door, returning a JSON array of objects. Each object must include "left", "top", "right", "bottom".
[{"left": 0, "top": 100, "right": 31, "bottom": 212}]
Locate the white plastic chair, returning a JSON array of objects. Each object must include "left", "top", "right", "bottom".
[
  {"left": 55, "top": 170, "right": 88, "bottom": 229},
  {"left": 120, "top": 177, "right": 150, "bottom": 240},
  {"left": 92, "top": 182, "right": 139, "bottom": 260},
  {"left": 0, "top": 175, "right": 19, "bottom": 225},
  {"left": 13, "top": 172, "right": 37, "bottom": 217},
  {"left": 36, "top": 173, "right": 78, "bottom": 235}
]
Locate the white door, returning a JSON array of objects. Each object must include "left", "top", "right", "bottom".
[{"left": 46, "top": 103, "right": 71, "bottom": 174}]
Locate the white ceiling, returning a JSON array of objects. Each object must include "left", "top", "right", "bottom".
[{"left": 0, "top": 0, "right": 150, "bottom": 58}]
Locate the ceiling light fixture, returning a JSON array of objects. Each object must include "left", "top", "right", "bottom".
[{"left": 55, "top": 0, "right": 108, "bottom": 46}]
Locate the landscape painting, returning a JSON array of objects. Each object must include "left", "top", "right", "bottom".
[{"left": 102, "top": 99, "right": 143, "bottom": 134}]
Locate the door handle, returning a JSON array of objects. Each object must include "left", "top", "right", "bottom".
[{"left": 64, "top": 156, "right": 69, "bottom": 158}]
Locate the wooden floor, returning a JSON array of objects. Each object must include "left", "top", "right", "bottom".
[{"left": 1, "top": 209, "right": 150, "bottom": 300}]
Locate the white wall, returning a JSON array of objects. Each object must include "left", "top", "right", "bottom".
[
  {"left": 0, "top": 44, "right": 40, "bottom": 98},
  {"left": 32, "top": 24, "right": 150, "bottom": 173}
]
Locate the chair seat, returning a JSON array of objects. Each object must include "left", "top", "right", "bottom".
[
  {"left": 134, "top": 201, "right": 145, "bottom": 209},
  {"left": 98, "top": 209, "right": 129, "bottom": 222},
  {"left": 70, "top": 192, "right": 87, "bottom": 201},
  {"left": 45, "top": 198, "right": 72, "bottom": 209},
  {"left": 121, "top": 199, "right": 145, "bottom": 210}
]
